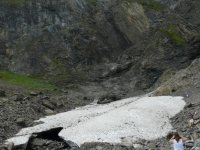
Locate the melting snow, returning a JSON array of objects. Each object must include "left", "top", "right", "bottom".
[{"left": 7, "top": 96, "right": 185, "bottom": 147}]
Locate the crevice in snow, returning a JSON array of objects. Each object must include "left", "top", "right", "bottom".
[{"left": 33, "top": 127, "right": 63, "bottom": 141}]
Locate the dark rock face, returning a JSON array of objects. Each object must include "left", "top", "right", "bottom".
[
  {"left": 0, "top": 0, "right": 199, "bottom": 92},
  {"left": 0, "top": 0, "right": 128, "bottom": 75}
]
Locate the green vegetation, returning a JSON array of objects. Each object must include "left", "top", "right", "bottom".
[
  {"left": 159, "top": 24, "right": 186, "bottom": 45},
  {"left": 0, "top": 70, "right": 55, "bottom": 89}
]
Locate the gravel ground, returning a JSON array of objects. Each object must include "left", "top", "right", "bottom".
[{"left": 1, "top": 83, "right": 200, "bottom": 150}]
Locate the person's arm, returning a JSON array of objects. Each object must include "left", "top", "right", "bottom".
[
  {"left": 181, "top": 136, "right": 188, "bottom": 141},
  {"left": 169, "top": 135, "right": 175, "bottom": 143}
]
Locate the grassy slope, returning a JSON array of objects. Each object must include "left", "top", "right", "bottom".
[{"left": 0, "top": 70, "right": 55, "bottom": 89}]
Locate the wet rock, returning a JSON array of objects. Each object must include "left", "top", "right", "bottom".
[{"left": 0, "top": 90, "right": 6, "bottom": 97}]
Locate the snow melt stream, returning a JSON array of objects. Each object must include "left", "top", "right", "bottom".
[{"left": 7, "top": 96, "right": 185, "bottom": 147}]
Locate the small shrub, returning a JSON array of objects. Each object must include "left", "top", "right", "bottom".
[{"left": 159, "top": 24, "right": 186, "bottom": 45}]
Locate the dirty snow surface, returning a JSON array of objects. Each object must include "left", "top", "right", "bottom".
[{"left": 7, "top": 96, "right": 185, "bottom": 146}]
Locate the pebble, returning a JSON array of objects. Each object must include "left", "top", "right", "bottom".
[{"left": 30, "top": 91, "right": 39, "bottom": 96}]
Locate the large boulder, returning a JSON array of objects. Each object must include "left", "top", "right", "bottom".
[{"left": 112, "top": 1, "right": 149, "bottom": 44}]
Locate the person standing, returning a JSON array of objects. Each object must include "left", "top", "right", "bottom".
[{"left": 169, "top": 132, "right": 187, "bottom": 150}]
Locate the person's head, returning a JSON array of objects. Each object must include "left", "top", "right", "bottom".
[
  {"left": 174, "top": 132, "right": 181, "bottom": 142},
  {"left": 167, "top": 132, "right": 174, "bottom": 140}
]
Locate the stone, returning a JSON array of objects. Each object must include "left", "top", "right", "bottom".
[
  {"left": 133, "top": 143, "right": 144, "bottom": 149},
  {"left": 192, "top": 132, "right": 199, "bottom": 139},
  {"left": 7, "top": 142, "right": 14, "bottom": 150},
  {"left": 185, "top": 141, "right": 194, "bottom": 147},
  {"left": 41, "top": 96, "right": 49, "bottom": 100},
  {"left": 16, "top": 118, "right": 26, "bottom": 126},
  {"left": 101, "top": 62, "right": 133, "bottom": 78},
  {"left": 42, "top": 100, "right": 55, "bottom": 110},
  {"left": 194, "top": 112, "right": 200, "bottom": 120},
  {"left": 30, "top": 91, "right": 39, "bottom": 96},
  {"left": 147, "top": 142, "right": 157, "bottom": 149},
  {"left": 194, "top": 139, "right": 200, "bottom": 150},
  {"left": 96, "top": 146, "right": 103, "bottom": 150},
  {"left": 65, "top": 140, "right": 79, "bottom": 148},
  {"left": 61, "top": 89, "right": 68, "bottom": 93},
  {"left": 0, "top": 90, "right": 6, "bottom": 97},
  {"left": 55, "top": 101, "right": 64, "bottom": 108},
  {"left": 31, "top": 139, "right": 46, "bottom": 146},
  {"left": 44, "top": 109, "right": 54, "bottom": 115},
  {"left": 194, "top": 119, "right": 200, "bottom": 125},
  {"left": 97, "top": 94, "right": 121, "bottom": 104},
  {"left": 121, "top": 138, "right": 133, "bottom": 147},
  {"left": 10, "top": 94, "right": 24, "bottom": 101},
  {"left": 189, "top": 119, "right": 195, "bottom": 127},
  {"left": 23, "top": 96, "right": 30, "bottom": 101}
]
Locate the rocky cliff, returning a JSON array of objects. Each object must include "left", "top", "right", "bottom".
[{"left": 0, "top": 0, "right": 199, "bottom": 92}]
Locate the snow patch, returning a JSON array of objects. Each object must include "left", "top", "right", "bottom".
[{"left": 7, "top": 96, "right": 185, "bottom": 147}]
